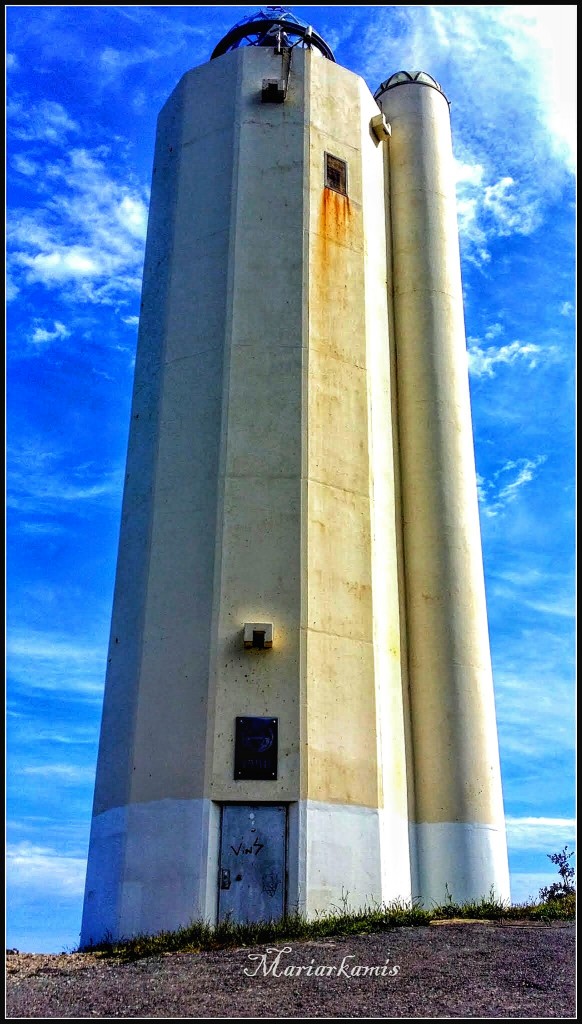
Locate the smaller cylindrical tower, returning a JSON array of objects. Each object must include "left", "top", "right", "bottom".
[{"left": 376, "top": 72, "right": 510, "bottom": 905}]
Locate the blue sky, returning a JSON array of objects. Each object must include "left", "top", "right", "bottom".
[{"left": 6, "top": 5, "right": 576, "bottom": 953}]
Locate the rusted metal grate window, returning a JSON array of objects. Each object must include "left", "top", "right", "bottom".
[{"left": 325, "top": 153, "right": 347, "bottom": 195}]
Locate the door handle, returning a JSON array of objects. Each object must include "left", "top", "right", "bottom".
[{"left": 220, "top": 868, "right": 231, "bottom": 890}]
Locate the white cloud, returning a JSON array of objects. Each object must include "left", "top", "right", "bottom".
[
  {"left": 522, "top": 597, "right": 575, "bottom": 619},
  {"left": 131, "top": 88, "right": 148, "bottom": 115},
  {"left": 454, "top": 161, "right": 489, "bottom": 261},
  {"left": 484, "top": 324, "right": 503, "bottom": 340},
  {"left": 495, "top": 6, "right": 576, "bottom": 173},
  {"left": 483, "top": 176, "right": 542, "bottom": 236},
  {"left": 18, "top": 521, "right": 66, "bottom": 536},
  {"left": 6, "top": 51, "right": 20, "bottom": 71},
  {"left": 7, "top": 842, "right": 87, "bottom": 898},
  {"left": 478, "top": 456, "right": 546, "bottom": 518},
  {"left": 22, "top": 764, "right": 95, "bottom": 784},
  {"left": 16, "top": 248, "right": 100, "bottom": 283},
  {"left": 490, "top": 567, "right": 575, "bottom": 620},
  {"left": 30, "top": 320, "right": 70, "bottom": 345},
  {"left": 116, "top": 195, "right": 148, "bottom": 239},
  {"left": 8, "top": 443, "right": 123, "bottom": 513},
  {"left": 100, "top": 44, "right": 159, "bottom": 73},
  {"left": 6, "top": 276, "right": 20, "bottom": 301},
  {"left": 560, "top": 301, "right": 574, "bottom": 317},
  {"left": 7, "top": 630, "right": 105, "bottom": 699},
  {"left": 7, "top": 215, "right": 54, "bottom": 251},
  {"left": 495, "top": 567, "right": 557, "bottom": 589},
  {"left": 122, "top": 315, "right": 140, "bottom": 326},
  {"left": 455, "top": 165, "right": 544, "bottom": 263},
  {"left": 506, "top": 816, "right": 576, "bottom": 851},
  {"left": 8, "top": 142, "right": 149, "bottom": 307},
  {"left": 468, "top": 339, "right": 549, "bottom": 378},
  {"left": 10, "top": 475, "right": 120, "bottom": 507},
  {"left": 428, "top": 6, "right": 575, "bottom": 171},
  {"left": 9, "top": 717, "right": 97, "bottom": 746},
  {"left": 12, "top": 154, "right": 38, "bottom": 176},
  {"left": 8, "top": 99, "right": 80, "bottom": 143},
  {"left": 8, "top": 633, "right": 103, "bottom": 664},
  {"left": 496, "top": 456, "right": 546, "bottom": 502},
  {"left": 495, "top": 664, "right": 574, "bottom": 758},
  {"left": 359, "top": 7, "right": 575, "bottom": 263},
  {"left": 455, "top": 161, "right": 485, "bottom": 191}
]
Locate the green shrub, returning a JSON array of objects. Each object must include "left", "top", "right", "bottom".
[{"left": 539, "top": 845, "right": 576, "bottom": 903}]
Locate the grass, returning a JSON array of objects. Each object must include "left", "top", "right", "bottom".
[{"left": 80, "top": 890, "right": 575, "bottom": 962}]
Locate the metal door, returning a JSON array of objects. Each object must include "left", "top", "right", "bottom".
[{"left": 218, "top": 804, "right": 286, "bottom": 923}]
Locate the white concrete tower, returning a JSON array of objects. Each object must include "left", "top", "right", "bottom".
[
  {"left": 376, "top": 71, "right": 510, "bottom": 906},
  {"left": 81, "top": 11, "right": 508, "bottom": 947}
]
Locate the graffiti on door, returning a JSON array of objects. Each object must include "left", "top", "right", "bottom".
[{"left": 218, "top": 804, "right": 286, "bottom": 923}]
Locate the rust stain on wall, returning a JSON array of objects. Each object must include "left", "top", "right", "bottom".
[
  {"left": 313, "top": 188, "right": 354, "bottom": 314},
  {"left": 318, "top": 187, "right": 352, "bottom": 255}
]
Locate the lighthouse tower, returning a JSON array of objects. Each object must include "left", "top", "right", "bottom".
[{"left": 81, "top": 9, "right": 509, "bottom": 946}]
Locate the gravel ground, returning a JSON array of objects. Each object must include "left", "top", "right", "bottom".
[{"left": 6, "top": 921, "right": 575, "bottom": 1019}]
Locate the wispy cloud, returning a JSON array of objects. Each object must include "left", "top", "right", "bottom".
[
  {"left": 495, "top": 6, "right": 576, "bottom": 173},
  {"left": 18, "top": 521, "right": 66, "bottom": 536},
  {"left": 7, "top": 842, "right": 87, "bottom": 897},
  {"left": 99, "top": 44, "right": 160, "bottom": 74},
  {"left": 453, "top": 159, "right": 489, "bottom": 263},
  {"left": 455, "top": 161, "right": 545, "bottom": 262},
  {"left": 12, "top": 154, "right": 38, "bottom": 176},
  {"left": 10, "top": 473, "right": 121, "bottom": 508},
  {"left": 496, "top": 665, "right": 574, "bottom": 759},
  {"left": 8, "top": 815, "right": 90, "bottom": 848},
  {"left": 8, "top": 98, "right": 80, "bottom": 143},
  {"left": 518, "top": 596, "right": 575, "bottom": 619},
  {"left": 8, "top": 715, "right": 98, "bottom": 746},
  {"left": 505, "top": 816, "right": 576, "bottom": 851},
  {"left": 483, "top": 176, "right": 542, "bottom": 236},
  {"left": 477, "top": 456, "right": 546, "bottom": 518},
  {"left": 8, "top": 442, "right": 123, "bottom": 514},
  {"left": 495, "top": 458, "right": 547, "bottom": 503},
  {"left": 93, "top": 6, "right": 213, "bottom": 82},
  {"left": 8, "top": 144, "right": 148, "bottom": 307},
  {"left": 424, "top": 6, "right": 575, "bottom": 171},
  {"left": 468, "top": 339, "right": 549, "bottom": 378},
  {"left": 490, "top": 567, "right": 575, "bottom": 621},
  {"left": 7, "top": 630, "right": 105, "bottom": 699},
  {"left": 22, "top": 764, "right": 95, "bottom": 784},
  {"left": 8, "top": 633, "right": 103, "bottom": 664},
  {"left": 29, "top": 320, "right": 70, "bottom": 346},
  {"left": 357, "top": 6, "right": 575, "bottom": 264}
]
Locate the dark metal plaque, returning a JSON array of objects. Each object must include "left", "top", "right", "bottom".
[{"left": 234, "top": 717, "right": 278, "bottom": 780}]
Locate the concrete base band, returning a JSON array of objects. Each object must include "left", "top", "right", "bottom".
[
  {"left": 81, "top": 799, "right": 220, "bottom": 947},
  {"left": 81, "top": 798, "right": 413, "bottom": 945},
  {"left": 81, "top": 799, "right": 509, "bottom": 945},
  {"left": 410, "top": 821, "right": 511, "bottom": 907}
]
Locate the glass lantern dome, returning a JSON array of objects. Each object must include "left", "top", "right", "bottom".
[
  {"left": 210, "top": 6, "right": 335, "bottom": 62},
  {"left": 374, "top": 70, "right": 448, "bottom": 103}
]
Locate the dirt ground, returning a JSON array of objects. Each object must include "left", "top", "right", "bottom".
[{"left": 6, "top": 921, "right": 575, "bottom": 1019}]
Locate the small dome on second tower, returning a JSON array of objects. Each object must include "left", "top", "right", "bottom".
[
  {"left": 374, "top": 70, "right": 445, "bottom": 101},
  {"left": 210, "top": 6, "right": 335, "bottom": 62}
]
